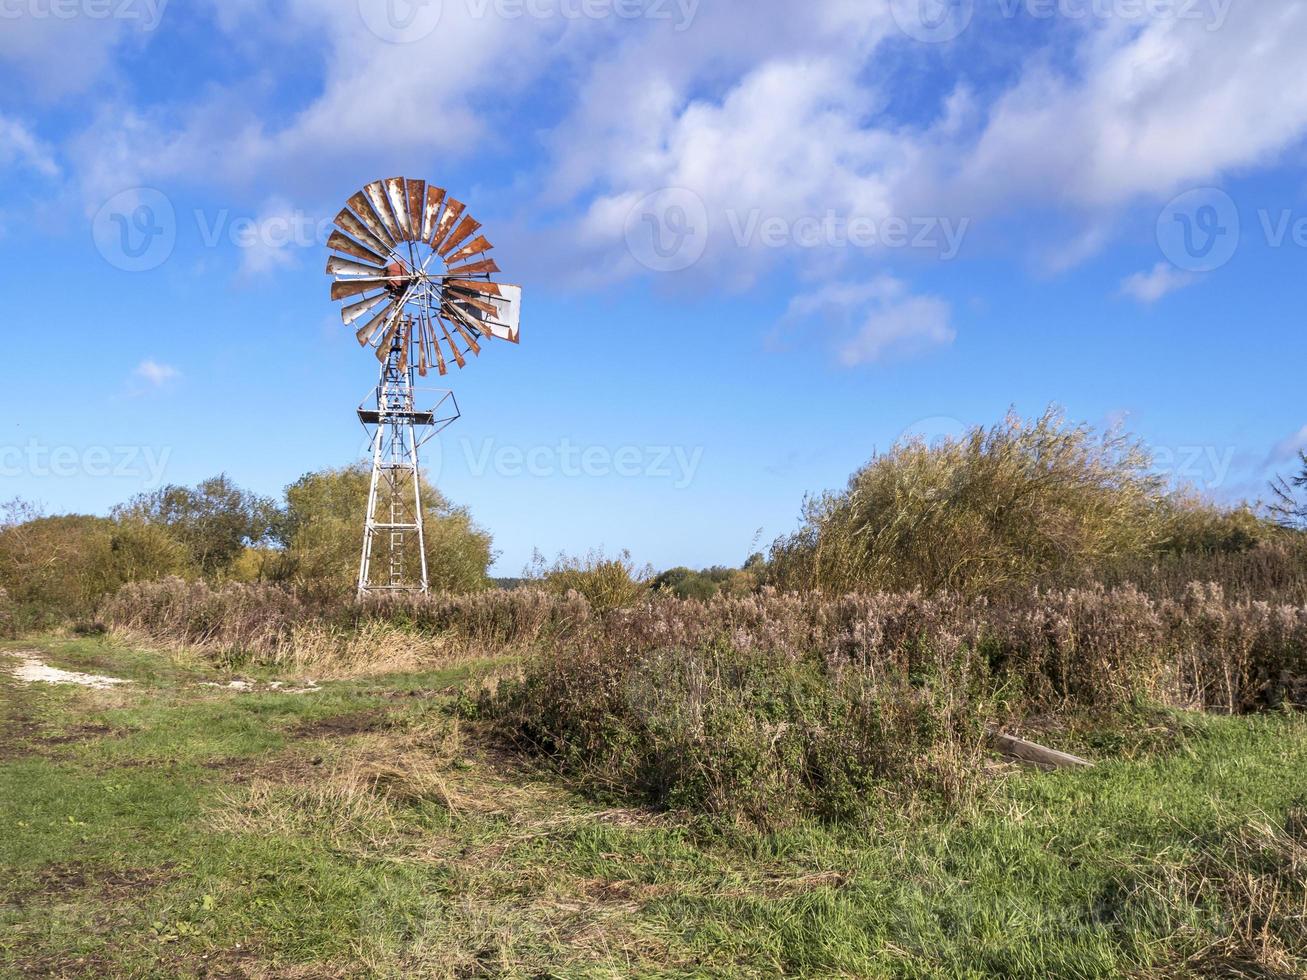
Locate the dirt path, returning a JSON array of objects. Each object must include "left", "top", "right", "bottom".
[{"left": 3, "top": 651, "right": 131, "bottom": 690}]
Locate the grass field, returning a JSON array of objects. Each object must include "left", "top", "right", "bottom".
[{"left": 2, "top": 637, "right": 1305, "bottom": 978}]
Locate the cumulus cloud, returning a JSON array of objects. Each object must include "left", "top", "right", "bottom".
[
  {"left": 22, "top": 0, "right": 1307, "bottom": 367},
  {"left": 1120, "top": 262, "right": 1197, "bottom": 303}
]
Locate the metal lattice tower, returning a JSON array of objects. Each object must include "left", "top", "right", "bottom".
[{"left": 357, "top": 324, "right": 459, "bottom": 598}]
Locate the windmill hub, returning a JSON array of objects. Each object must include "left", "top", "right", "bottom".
[
  {"left": 383, "top": 261, "right": 414, "bottom": 294},
  {"left": 325, "top": 176, "right": 524, "bottom": 598}
]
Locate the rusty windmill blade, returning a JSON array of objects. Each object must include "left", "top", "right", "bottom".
[
  {"left": 406, "top": 179, "right": 426, "bottom": 241},
  {"left": 364, "top": 181, "right": 403, "bottom": 245},
  {"left": 446, "top": 234, "right": 493, "bottom": 265},
  {"left": 424, "top": 309, "right": 448, "bottom": 375},
  {"left": 326, "top": 255, "right": 388, "bottom": 278},
  {"left": 449, "top": 316, "right": 482, "bottom": 356},
  {"left": 375, "top": 314, "right": 404, "bottom": 361},
  {"left": 416, "top": 314, "right": 430, "bottom": 377},
  {"left": 355, "top": 298, "right": 400, "bottom": 347},
  {"left": 421, "top": 185, "right": 447, "bottom": 242},
  {"left": 328, "top": 230, "right": 386, "bottom": 266},
  {"left": 385, "top": 177, "right": 412, "bottom": 240},
  {"left": 430, "top": 198, "right": 465, "bottom": 249},
  {"left": 447, "top": 279, "right": 502, "bottom": 297},
  {"left": 439, "top": 216, "right": 481, "bottom": 257},
  {"left": 334, "top": 208, "right": 391, "bottom": 257},
  {"left": 397, "top": 317, "right": 412, "bottom": 372},
  {"left": 346, "top": 192, "right": 396, "bottom": 251},
  {"left": 445, "top": 257, "right": 500, "bottom": 277},
  {"left": 437, "top": 317, "right": 467, "bottom": 369},
  {"left": 341, "top": 291, "right": 390, "bottom": 326},
  {"left": 448, "top": 292, "right": 499, "bottom": 317},
  {"left": 332, "top": 278, "right": 384, "bottom": 301}
]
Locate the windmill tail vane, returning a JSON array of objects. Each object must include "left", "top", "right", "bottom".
[{"left": 326, "top": 177, "right": 522, "bottom": 598}]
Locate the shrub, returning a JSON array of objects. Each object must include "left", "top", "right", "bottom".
[
  {"left": 0, "top": 512, "right": 192, "bottom": 626},
  {"left": 769, "top": 409, "right": 1169, "bottom": 597},
  {"left": 529, "top": 549, "right": 650, "bottom": 612}
]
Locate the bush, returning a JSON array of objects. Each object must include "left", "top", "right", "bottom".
[
  {"left": 489, "top": 636, "right": 996, "bottom": 826},
  {"left": 0, "top": 511, "right": 192, "bottom": 626},
  {"left": 529, "top": 549, "right": 650, "bottom": 612},
  {"left": 768, "top": 409, "right": 1172, "bottom": 597}
]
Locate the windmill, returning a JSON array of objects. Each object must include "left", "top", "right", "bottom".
[{"left": 326, "top": 177, "right": 522, "bottom": 598}]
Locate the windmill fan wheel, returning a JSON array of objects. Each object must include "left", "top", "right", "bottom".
[{"left": 326, "top": 177, "right": 521, "bottom": 376}]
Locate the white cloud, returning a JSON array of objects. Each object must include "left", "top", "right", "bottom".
[
  {"left": 554, "top": 3, "right": 1307, "bottom": 277},
  {"left": 1120, "top": 262, "right": 1197, "bottom": 303},
  {"left": 134, "top": 360, "right": 179, "bottom": 387},
  {"left": 784, "top": 277, "right": 955, "bottom": 367}
]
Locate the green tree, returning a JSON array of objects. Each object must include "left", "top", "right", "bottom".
[
  {"left": 114, "top": 475, "right": 279, "bottom": 577},
  {"left": 0, "top": 510, "right": 190, "bottom": 621},
  {"left": 279, "top": 463, "right": 493, "bottom": 594}
]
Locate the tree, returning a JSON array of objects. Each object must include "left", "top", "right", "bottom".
[
  {"left": 1271, "top": 451, "right": 1307, "bottom": 530},
  {"left": 114, "top": 475, "right": 280, "bottom": 577},
  {"left": 0, "top": 513, "right": 190, "bottom": 620},
  {"left": 278, "top": 463, "right": 493, "bottom": 594}
]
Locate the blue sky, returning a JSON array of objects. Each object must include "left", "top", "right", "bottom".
[{"left": 1, "top": 0, "right": 1305, "bottom": 574}]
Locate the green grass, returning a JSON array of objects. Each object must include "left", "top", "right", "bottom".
[{"left": 1, "top": 637, "right": 1304, "bottom": 978}]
